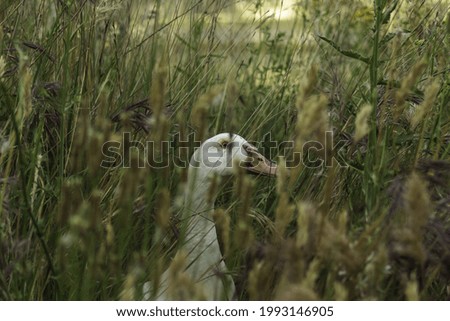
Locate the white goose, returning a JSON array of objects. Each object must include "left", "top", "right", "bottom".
[{"left": 146, "top": 133, "right": 277, "bottom": 300}]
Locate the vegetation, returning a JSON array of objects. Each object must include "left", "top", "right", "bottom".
[{"left": 0, "top": 0, "right": 449, "bottom": 300}]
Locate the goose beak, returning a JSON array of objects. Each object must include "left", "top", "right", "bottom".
[{"left": 242, "top": 144, "right": 277, "bottom": 177}]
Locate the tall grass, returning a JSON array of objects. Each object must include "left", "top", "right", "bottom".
[{"left": 0, "top": 0, "right": 449, "bottom": 300}]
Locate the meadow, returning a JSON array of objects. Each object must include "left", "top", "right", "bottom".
[{"left": 0, "top": 0, "right": 449, "bottom": 300}]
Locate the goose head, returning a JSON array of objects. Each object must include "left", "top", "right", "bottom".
[{"left": 189, "top": 133, "right": 277, "bottom": 179}]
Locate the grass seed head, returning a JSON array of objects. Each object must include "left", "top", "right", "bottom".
[
  {"left": 167, "top": 251, "right": 205, "bottom": 300},
  {"left": 88, "top": 189, "right": 102, "bottom": 230},
  {"left": 234, "top": 219, "right": 254, "bottom": 251},
  {"left": 276, "top": 156, "right": 287, "bottom": 195},
  {"left": 0, "top": 55, "right": 6, "bottom": 77},
  {"left": 405, "top": 277, "right": 419, "bottom": 300},
  {"left": 275, "top": 282, "right": 318, "bottom": 300},
  {"left": 334, "top": 281, "right": 348, "bottom": 300},
  {"left": 248, "top": 261, "right": 274, "bottom": 300},
  {"left": 303, "top": 258, "right": 320, "bottom": 289},
  {"left": 207, "top": 174, "right": 219, "bottom": 204},
  {"left": 290, "top": 93, "right": 328, "bottom": 186},
  {"left": 410, "top": 81, "right": 440, "bottom": 128},
  {"left": 150, "top": 60, "right": 168, "bottom": 120},
  {"left": 275, "top": 192, "right": 294, "bottom": 239},
  {"left": 394, "top": 60, "right": 427, "bottom": 119},
  {"left": 405, "top": 172, "right": 432, "bottom": 231},
  {"left": 87, "top": 131, "right": 105, "bottom": 176},
  {"left": 233, "top": 162, "right": 254, "bottom": 218},
  {"left": 17, "top": 64, "right": 33, "bottom": 130},
  {"left": 68, "top": 203, "right": 91, "bottom": 252},
  {"left": 191, "top": 90, "right": 217, "bottom": 141},
  {"left": 298, "top": 65, "right": 318, "bottom": 103},
  {"left": 213, "top": 208, "right": 230, "bottom": 257},
  {"left": 120, "top": 272, "right": 137, "bottom": 300},
  {"left": 156, "top": 188, "right": 170, "bottom": 229},
  {"left": 59, "top": 178, "right": 83, "bottom": 226},
  {"left": 296, "top": 94, "right": 329, "bottom": 143},
  {"left": 106, "top": 221, "right": 115, "bottom": 248},
  {"left": 168, "top": 251, "right": 187, "bottom": 280},
  {"left": 296, "top": 202, "right": 315, "bottom": 248},
  {"left": 337, "top": 209, "right": 348, "bottom": 234},
  {"left": 354, "top": 104, "right": 372, "bottom": 143}
]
